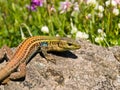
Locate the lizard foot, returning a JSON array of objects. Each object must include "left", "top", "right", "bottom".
[
  {"left": 45, "top": 55, "right": 56, "bottom": 64},
  {"left": 1, "top": 77, "right": 10, "bottom": 85}
]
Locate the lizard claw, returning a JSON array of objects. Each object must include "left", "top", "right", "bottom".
[{"left": 47, "top": 58, "right": 56, "bottom": 64}]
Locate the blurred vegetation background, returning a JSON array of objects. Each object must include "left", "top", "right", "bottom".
[{"left": 0, "top": 0, "right": 120, "bottom": 47}]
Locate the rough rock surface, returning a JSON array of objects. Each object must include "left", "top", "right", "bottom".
[{"left": 0, "top": 40, "right": 120, "bottom": 90}]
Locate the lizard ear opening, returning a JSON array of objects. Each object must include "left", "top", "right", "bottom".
[{"left": 40, "top": 42, "right": 48, "bottom": 47}]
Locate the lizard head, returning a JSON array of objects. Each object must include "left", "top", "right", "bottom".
[{"left": 58, "top": 37, "right": 81, "bottom": 51}]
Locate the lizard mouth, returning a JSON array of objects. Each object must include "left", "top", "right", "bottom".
[{"left": 65, "top": 44, "right": 81, "bottom": 50}]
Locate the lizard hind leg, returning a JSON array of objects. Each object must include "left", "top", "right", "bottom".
[
  {"left": 9, "top": 63, "right": 26, "bottom": 80},
  {"left": 0, "top": 63, "right": 26, "bottom": 84}
]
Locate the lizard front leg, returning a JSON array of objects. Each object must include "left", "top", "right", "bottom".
[
  {"left": 40, "top": 47, "right": 56, "bottom": 64},
  {"left": 0, "top": 45, "right": 13, "bottom": 62}
]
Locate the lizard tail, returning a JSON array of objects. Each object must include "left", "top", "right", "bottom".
[{"left": 0, "top": 64, "right": 14, "bottom": 83}]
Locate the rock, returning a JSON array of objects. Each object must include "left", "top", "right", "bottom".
[{"left": 0, "top": 40, "right": 120, "bottom": 90}]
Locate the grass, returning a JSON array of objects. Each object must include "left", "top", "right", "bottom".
[{"left": 0, "top": 0, "right": 120, "bottom": 47}]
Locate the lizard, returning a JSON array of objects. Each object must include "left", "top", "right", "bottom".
[{"left": 0, "top": 36, "right": 80, "bottom": 84}]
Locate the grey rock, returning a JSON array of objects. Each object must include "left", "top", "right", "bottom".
[{"left": 0, "top": 40, "right": 120, "bottom": 90}]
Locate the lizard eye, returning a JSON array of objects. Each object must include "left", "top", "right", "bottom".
[{"left": 68, "top": 43, "right": 72, "bottom": 46}]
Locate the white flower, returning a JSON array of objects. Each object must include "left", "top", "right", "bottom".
[
  {"left": 50, "top": 5, "right": 56, "bottom": 12},
  {"left": 82, "top": 32, "right": 89, "bottom": 39},
  {"left": 115, "top": 0, "right": 120, "bottom": 5},
  {"left": 76, "top": 31, "right": 89, "bottom": 40},
  {"left": 98, "top": 29, "right": 103, "bottom": 33},
  {"left": 86, "top": 13, "right": 92, "bottom": 19},
  {"left": 113, "top": 8, "right": 119, "bottom": 16},
  {"left": 86, "top": 0, "right": 97, "bottom": 5},
  {"left": 111, "top": 0, "right": 117, "bottom": 6},
  {"left": 105, "top": 0, "right": 110, "bottom": 6},
  {"left": 95, "top": 37, "right": 104, "bottom": 43},
  {"left": 73, "top": 2, "right": 79, "bottom": 12},
  {"left": 105, "top": 0, "right": 117, "bottom": 7},
  {"left": 98, "top": 5, "right": 104, "bottom": 12},
  {"left": 98, "top": 12, "right": 103, "bottom": 18},
  {"left": 56, "top": 34, "right": 60, "bottom": 37},
  {"left": 59, "top": 1, "right": 72, "bottom": 14},
  {"left": 118, "top": 23, "right": 120, "bottom": 28},
  {"left": 97, "top": 29, "right": 106, "bottom": 37},
  {"left": 41, "top": 26, "right": 49, "bottom": 33},
  {"left": 71, "top": 2, "right": 80, "bottom": 17}
]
